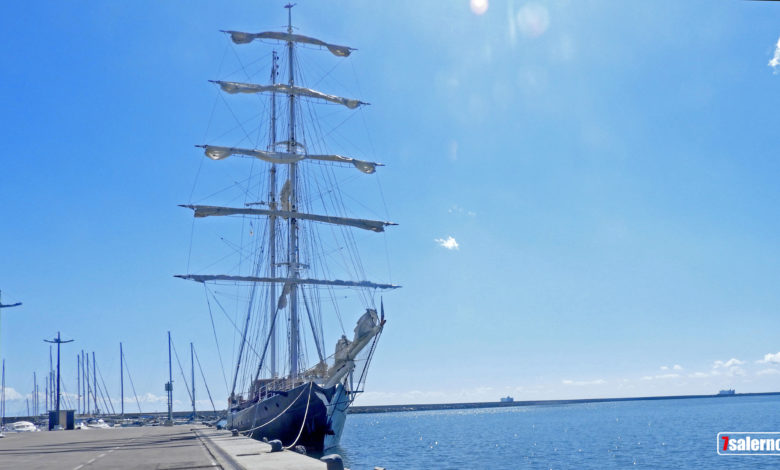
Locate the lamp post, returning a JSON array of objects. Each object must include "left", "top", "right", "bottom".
[
  {"left": 43, "top": 332, "right": 74, "bottom": 415},
  {"left": 0, "top": 290, "right": 21, "bottom": 429}
]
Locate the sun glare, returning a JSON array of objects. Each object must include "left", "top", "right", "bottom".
[{"left": 470, "top": 0, "right": 489, "bottom": 16}]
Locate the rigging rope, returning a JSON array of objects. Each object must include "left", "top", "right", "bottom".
[
  {"left": 204, "top": 284, "right": 231, "bottom": 394},
  {"left": 96, "top": 363, "right": 116, "bottom": 415},
  {"left": 171, "top": 340, "right": 194, "bottom": 405},
  {"left": 284, "top": 381, "right": 314, "bottom": 450},
  {"left": 122, "top": 354, "right": 143, "bottom": 414},
  {"left": 194, "top": 349, "right": 218, "bottom": 415}
]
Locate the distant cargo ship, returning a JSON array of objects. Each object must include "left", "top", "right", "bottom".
[
  {"left": 718, "top": 389, "right": 735, "bottom": 396},
  {"left": 500, "top": 396, "right": 514, "bottom": 403}
]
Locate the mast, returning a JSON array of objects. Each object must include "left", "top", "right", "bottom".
[
  {"left": 84, "top": 350, "right": 89, "bottom": 415},
  {"left": 269, "top": 50, "right": 279, "bottom": 379},
  {"left": 285, "top": 2, "right": 300, "bottom": 380},
  {"left": 120, "top": 342, "right": 124, "bottom": 417},
  {"left": 92, "top": 351, "right": 97, "bottom": 414},
  {"left": 190, "top": 342, "right": 195, "bottom": 417},
  {"left": 33, "top": 371, "right": 37, "bottom": 416},
  {"left": 166, "top": 331, "right": 173, "bottom": 423},
  {"left": 49, "top": 346, "right": 53, "bottom": 412},
  {"left": 1, "top": 359, "right": 4, "bottom": 427},
  {"left": 77, "top": 354, "right": 80, "bottom": 414}
]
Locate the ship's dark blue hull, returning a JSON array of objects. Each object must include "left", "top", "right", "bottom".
[{"left": 227, "top": 382, "right": 337, "bottom": 451}]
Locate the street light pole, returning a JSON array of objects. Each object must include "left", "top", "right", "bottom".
[
  {"left": 44, "top": 332, "right": 74, "bottom": 414},
  {"left": 0, "top": 289, "right": 22, "bottom": 425}
]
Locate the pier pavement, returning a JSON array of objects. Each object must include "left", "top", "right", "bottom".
[{"left": 0, "top": 425, "right": 329, "bottom": 469}]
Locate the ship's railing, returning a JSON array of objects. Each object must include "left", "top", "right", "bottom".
[{"left": 246, "top": 343, "right": 375, "bottom": 403}]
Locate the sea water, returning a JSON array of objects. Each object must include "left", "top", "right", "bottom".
[{"left": 335, "top": 395, "right": 780, "bottom": 469}]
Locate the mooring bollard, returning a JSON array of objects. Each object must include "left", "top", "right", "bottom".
[
  {"left": 320, "top": 454, "right": 345, "bottom": 470},
  {"left": 231, "top": 429, "right": 239, "bottom": 437},
  {"left": 294, "top": 445, "right": 307, "bottom": 455},
  {"left": 268, "top": 439, "right": 283, "bottom": 452}
]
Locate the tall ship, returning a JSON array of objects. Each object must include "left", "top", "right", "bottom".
[{"left": 176, "top": 5, "right": 398, "bottom": 451}]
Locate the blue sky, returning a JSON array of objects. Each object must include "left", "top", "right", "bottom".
[{"left": 1, "top": 0, "right": 779, "bottom": 414}]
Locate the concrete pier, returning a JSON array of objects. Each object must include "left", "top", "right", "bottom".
[{"left": 0, "top": 425, "right": 328, "bottom": 469}]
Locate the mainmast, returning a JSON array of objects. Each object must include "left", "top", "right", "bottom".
[
  {"left": 269, "top": 50, "right": 279, "bottom": 379},
  {"left": 285, "top": 3, "right": 300, "bottom": 380}
]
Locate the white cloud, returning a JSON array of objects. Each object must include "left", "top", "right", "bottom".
[
  {"left": 673, "top": 364, "right": 683, "bottom": 371},
  {"left": 448, "top": 205, "right": 476, "bottom": 217},
  {"left": 435, "top": 236, "right": 459, "bottom": 250},
  {"left": 2, "top": 387, "right": 24, "bottom": 401},
  {"left": 655, "top": 373, "right": 680, "bottom": 380},
  {"left": 137, "top": 392, "right": 168, "bottom": 404},
  {"left": 713, "top": 358, "right": 744, "bottom": 369},
  {"left": 688, "top": 372, "right": 709, "bottom": 379},
  {"left": 562, "top": 379, "right": 605, "bottom": 386},
  {"left": 642, "top": 373, "right": 682, "bottom": 381},
  {"left": 757, "top": 368, "right": 780, "bottom": 376},
  {"left": 769, "top": 37, "right": 780, "bottom": 74},
  {"left": 758, "top": 352, "right": 780, "bottom": 364},
  {"left": 660, "top": 366, "right": 669, "bottom": 371},
  {"left": 725, "top": 367, "right": 746, "bottom": 377}
]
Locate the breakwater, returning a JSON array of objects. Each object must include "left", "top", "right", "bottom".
[{"left": 348, "top": 391, "right": 780, "bottom": 414}]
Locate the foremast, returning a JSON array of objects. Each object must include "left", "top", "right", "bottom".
[{"left": 268, "top": 50, "right": 279, "bottom": 379}]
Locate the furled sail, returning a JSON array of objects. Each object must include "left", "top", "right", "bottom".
[
  {"left": 222, "top": 30, "right": 355, "bottom": 57},
  {"left": 210, "top": 80, "right": 368, "bottom": 109},
  {"left": 174, "top": 274, "right": 400, "bottom": 290},
  {"left": 199, "top": 144, "right": 382, "bottom": 174},
  {"left": 180, "top": 204, "right": 397, "bottom": 233},
  {"left": 199, "top": 145, "right": 304, "bottom": 164}
]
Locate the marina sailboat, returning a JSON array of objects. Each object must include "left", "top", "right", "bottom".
[{"left": 177, "top": 5, "right": 398, "bottom": 451}]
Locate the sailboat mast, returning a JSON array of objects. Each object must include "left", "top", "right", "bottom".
[
  {"left": 167, "top": 331, "right": 173, "bottom": 423},
  {"left": 84, "top": 350, "right": 89, "bottom": 414},
  {"left": 92, "top": 351, "right": 97, "bottom": 414},
  {"left": 190, "top": 342, "right": 196, "bottom": 416},
  {"left": 1, "top": 359, "right": 5, "bottom": 427},
  {"left": 269, "top": 50, "right": 279, "bottom": 379},
  {"left": 120, "top": 342, "right": 124, "bottom": 417},
  {"left": 49, "top": 346, "right": 53, "bottom": 412},
  {"left": 285, "top": 2, "right": 300, "bottom": 380}
]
